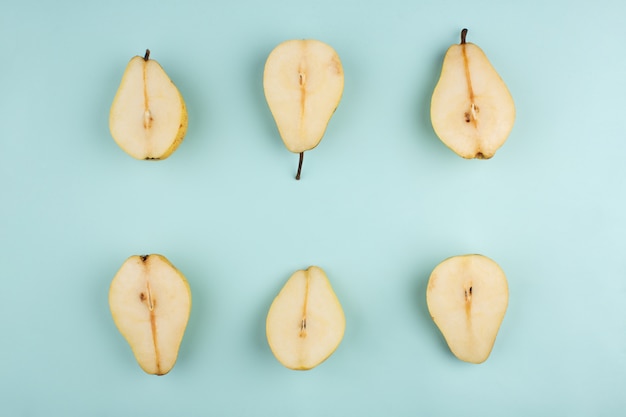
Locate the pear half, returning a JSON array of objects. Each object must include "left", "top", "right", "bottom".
[
  {"left": 109, "top": 50, "right": 188, "bottom": 160},
  {"left": 263, "top": 40, "right": 344, "bottom": 179},
  {"left": 426, "top": 254, "right": 508, "bottom": 364},
  {"left": 431, "top": 29, "right": 515, "bottom": 159},
  {"left": 109, "top": 254, "right": 191, "bottom": 375},
  {"left": 266, "top": 266, "right": 345, "bottom": 370}
]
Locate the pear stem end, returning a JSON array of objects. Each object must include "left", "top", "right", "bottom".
[
  {"left": 295, "top": 152, "right": 304, "bottom": 181},
  {"left": 460, "top": 28, "right": 468, "bottom": 44}
]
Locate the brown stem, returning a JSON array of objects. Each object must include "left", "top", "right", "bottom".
[
  {"left": 460, "top": 28, "right": 468, "bottom": 44},
  {"left": 295, "top": 152, "right": 304, "bottom": 180},
  {"left": 144, "top": 49, "right": 150, "bottom": 61}
]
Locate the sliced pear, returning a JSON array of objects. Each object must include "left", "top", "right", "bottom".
[
  {"left": 109, "top": 50, "right": 188, "bottom": 160},
  {"left": 109, "top": 254, "right": 191, "bottom": 375},
  {"left": 431, "top": 29, "right": 515, "bottom": 159},
  {"left": 426, "top": 254, "right": 508, "bottom": 364},
  {"left": 266, "top": 266, "right": 345, "bottom": 370},
  {"left": 263, "top": 40, "right": 344, "bottom": 179}
]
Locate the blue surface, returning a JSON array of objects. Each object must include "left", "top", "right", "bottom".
[{"left": 1, "top": 0, "right": 625, "bottom": 415}]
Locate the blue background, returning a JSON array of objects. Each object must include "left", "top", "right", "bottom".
[{"left": 1, "top": 0, "right": 625, "bottom": 415}]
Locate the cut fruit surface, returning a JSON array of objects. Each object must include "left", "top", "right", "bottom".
[
  {"left": 109, "top": 50, "right": 188, "bottom": 160},
  {"left": 426, "top": 254, "right": 508, "bottom": 363},
  {"left": 431, "top": 29, "right": 515, "bottom": 159},
  {"left": 109, "top": 254, "right": 191, "bottom": 375},
  {"left": 263, "top": 40, "right": 343, "bottom": 179},
  {"left": 266, "top": 266, "right": 345, "bottom": 370}
]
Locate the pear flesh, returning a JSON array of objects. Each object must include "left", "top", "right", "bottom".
[
  {"left": 109, "top": 50, "right": 188, "bottom": 160},
  {"left": 426, "top": 254, "right": 508, "bottom": 364},
  {"left": 263, "top": 40, "right": 344, "bottom": 179},
  {"left": 431, "top": 29, "right": 515, "bottom": 159},
  {"left": 266, "top": 266, "right": 346, "bottom": 370},
  {"left": 109, "top": 254, "right": 191, "bottom": 375}
]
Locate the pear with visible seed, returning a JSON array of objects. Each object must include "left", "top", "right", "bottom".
[
  {"left": 109, "top": 254, "right": 192, "bottom": 375},
  {"left": 431, "top": 29, "right": 515, "bottom": 159},
  {"left": 266, "top": 266, "right": 345, "bottom": 370},
  {"left": 426, "top": 254, "right": 508, "bottom": 363},
  {"left": 109, "top": 50, "right": 188, "bottom": 160},
  {"left": 263, "top": 40, "right": 344, "bottom": 179}
]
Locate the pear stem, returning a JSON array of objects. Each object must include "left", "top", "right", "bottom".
[
  {"left": 460, "top": 28, "right": 468, "bottom": 44},
  {"left": 295, "top": 152, "right": 304, "bottom": 180},
  {"left": 144, "top": 49, "right": 150, "bottom": 61}
]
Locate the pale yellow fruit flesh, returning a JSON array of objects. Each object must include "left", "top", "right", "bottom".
[
  {"left": 431, "top": 31, "right": 515, "bottom": 159},
  {"left": 109, "top": 254, "right": 191, "bottom": 375},
  {"left": 426, "top": 255, "right": 508, "bottom": 364},
  {"left": 263, "top": 40, "right": 344, "bottom": 154},
  {"left": 109, "top": 54, "right": 188, "bottom": 160},
  {"left": 266, "top": 266, "right": 346, "bottom": 370}
]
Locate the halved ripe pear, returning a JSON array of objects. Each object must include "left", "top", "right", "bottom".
[
  {"left": 109, "top": 50, "right": 188, "bottom": 160},
  {"left": 431, "top": 29, "right": 515, "bottom": 159},
  {"left": 426, "top": 254, "right": 508, "bottom": 363},
  {"left": 109, "top": 254, "right": 191, "bottom": 375},
  {"left": 263, "top": 40, "right": 344, "bottom": 179},
  {"left": 266, "top": 266, "right": 346, "bottom": 370}
]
